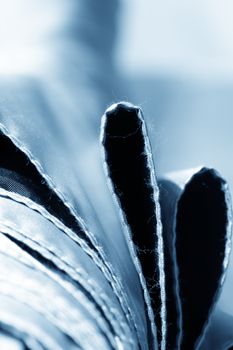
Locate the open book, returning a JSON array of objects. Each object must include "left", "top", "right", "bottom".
[{"left": 0, "top": 100, "right": 231, "bottom": 350}]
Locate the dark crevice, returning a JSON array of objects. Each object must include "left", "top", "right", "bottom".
[
  {"left": 0, "top": 131, "right": 95, "bottom": 249},
  {"left": 159, "top": 179, "right": 182, "bottom": 350}
]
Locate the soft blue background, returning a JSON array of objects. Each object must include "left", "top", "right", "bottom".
[{"left": 117, "top": 0, "right": 233, "bottom": 191}]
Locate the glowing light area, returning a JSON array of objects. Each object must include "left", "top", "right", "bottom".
[
  {"left": 0, "top": 48, "right": 47, "bottom": 75},
  {"left": 0, "top": 0, "right": 68, "bottom": 75},
  {"left": 118, "top": 0, "right": 233, "bottom": 76},
  {"left": 0, "top": 335, "right": 23, "bottom": 350}
]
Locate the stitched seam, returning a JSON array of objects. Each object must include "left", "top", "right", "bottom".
[
  {"left": 0, "top": 124, "right": 140, "bottom": 343},
  {"left": 0, "top": 189, "right": 139, "bottom": 342},
  {"left": 0, "top": 222, "right": 134, "bottom": 347}
]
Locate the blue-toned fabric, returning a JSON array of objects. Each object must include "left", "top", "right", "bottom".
[{"left": 0, "top": 1, "right": 232, "bottom": 350}]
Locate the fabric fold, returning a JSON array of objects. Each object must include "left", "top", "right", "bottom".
[
  {"left": 159, "top": 167, "right": 232, "bottom": 350},
  {"left": 101, "top": 102, "right": 166, "bottom": 350}
]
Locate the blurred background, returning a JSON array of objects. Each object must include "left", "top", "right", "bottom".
[
  {"left": 1, "top": 0, "right": 233, "bottom": 184},
  {"left": 117, "top": 0, "right": 233, "bottom": 187}
]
